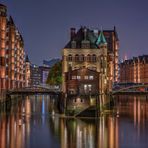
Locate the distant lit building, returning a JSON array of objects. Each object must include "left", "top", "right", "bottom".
[
  {"left": 39, "top": 66, "right": 50, "bottom": 84},
  {"left": 30, "top": 64, "right": 41, "bottom": 86},
  {"left": 0, "top": 3, "right": 26, "bottom": 94},
  {"left": 119, "top": 55, "right": 148, "bottom": 83}
]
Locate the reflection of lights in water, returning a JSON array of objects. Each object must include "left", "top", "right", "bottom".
[
  {"left": 88, "top": 125, "right": 94, "bottom": 148},
  {"left": 110, "top": 118, "right": 114, "bottom": 148},
  {"left": 42, "top": 96, "right": 45, "bottom": 125},
  {"left": 76, "top": 124, "right": 83, "bottom": 148},
  {"left": 42, "top": 97, "right": 45, "bottom": 115},
  {"left": 19, "top": 119, "right": 22, "bottom": 126},
  {"left": 26, "top": 99, "right": 31, "bottom": 115},
  {"left": 22, "top": 124, "right": 25, "bottom": 144},
  {"left": 117, "top": 111, "right": 119, "bottom": 117},
  {"left": 7, "top": 122, "right": 10, "bottom": 145},
  {"left": 64, "top": 126, "right": 67, "bottom": 147},
  {"left": 22, "top": 107, "right": 25, "bottom": 113}
]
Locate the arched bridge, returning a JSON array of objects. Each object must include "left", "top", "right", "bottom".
[
  {"left": 112, "top": 83, "right": 148, "bottom": 95},
  {"left": 7, "top": 85, "right": 62, "bottom": 96}
]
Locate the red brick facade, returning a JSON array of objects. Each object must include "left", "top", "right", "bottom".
[{"left": 119, "top": 55, "right": 148, "bottom": 83}]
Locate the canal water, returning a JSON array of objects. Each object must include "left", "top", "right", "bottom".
[{"left": 0, "top": 95, "right": 148, "bottom": 148}]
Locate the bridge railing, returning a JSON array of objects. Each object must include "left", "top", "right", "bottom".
[{"left": 7, "top": 85, "right": 61, "bottom": 94}]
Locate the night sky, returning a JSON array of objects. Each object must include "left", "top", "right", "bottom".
[{"left": 1, "top": 0, "right": 148, "bottom": 65}]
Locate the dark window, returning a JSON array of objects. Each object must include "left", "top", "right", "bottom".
[
  {"left": 92, "top": 54, "right": 96, "bottom": 62},
  {"left": 75, "top": 54, "right": 79, "bottom": 62},
  {"left": 87, "top": 54, "right": 91, "bottom": 62},
  {"left": 0, "top": 57, "right": 5, "bottom": 66},
  {"left": 80, "top": 54, "right": 85, "bottom": 62}
]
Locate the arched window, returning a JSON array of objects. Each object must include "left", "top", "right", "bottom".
[
  {"left": 80, "top": 54, "right": 85, "bottom": 62},
  {"left": 75, "top": 54, "right": 79, "bottom": 62},
  {"left": 92, "top": 54, "right": 96, "bottom": 62},
  {"left": 87, "top": 54, "right": 91, "bottom": 62},
  {"left": 68, "top": 54, "right": 72, "bottom": 61}
]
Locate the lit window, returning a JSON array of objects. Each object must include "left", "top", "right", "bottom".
[
  {"left": 72, "top": 76, "right": 76, "bottom": 80},
  {"left": 88, "top": 84, "right": 92, "bottom": 91},
  {"left": 84, "top": 76, "right": 88, "bottom": 79},
  {"left": 77, "top": 76, "right": 81, "bottom": 79},
  {"left": 89, "top": 76, "right": 94, "bottom": 80},
  {"left": 84, "top": 84, "right": 87, "bottom": 90}
]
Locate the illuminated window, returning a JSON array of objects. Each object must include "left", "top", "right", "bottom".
[
  {"left": 88, "top": 84, "right": 92, "bottom": 91},
  {"left": 89, "top": 76, "right": 94, "bottom": 80},
  {"left": 84, "top": 84, "right": 92, "bottom": 91},
  {"left": 77, "top": 76, "right": 81, "bottom": 79},
  {"left": 84, "top": 84, "right": 87, "bottom": 90},
  {"left": 72, "top": 76, "right": 76, "bottom": 80},
  {"left": 84, "top": 76, "right": 88, "bottom": 79}
]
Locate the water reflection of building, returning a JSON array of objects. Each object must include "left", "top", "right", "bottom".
[
  {"left": 0, "top": 100, "right": 31, "bottom": 148},
  {"left": 57, "top": 117, "right": 119, "bottom": 148},
  {"left": 119, "top": 55, "right": 148, "bottom": 83}
]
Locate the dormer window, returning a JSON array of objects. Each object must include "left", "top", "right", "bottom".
[
  {"left": 81, "top": 40, "right": 90, "bottom": 49},
  {"left": 71, "top": 40, "right": 76, "bottom": 49}
]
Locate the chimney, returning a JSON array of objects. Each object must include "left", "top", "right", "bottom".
[{"left": 70, "top": 28, "right": 76, "bottom": 40}]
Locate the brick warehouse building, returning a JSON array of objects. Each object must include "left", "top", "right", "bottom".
[
  {"left": 62, "top": 26, "right": 119, "bottom": 110},
  {"left": 0, "top": 4, "right": 28, "bottom": 95},
  {"left": 119, "top": 55, "right": 148, "bottom": 83}
]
